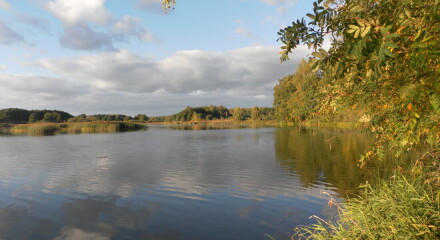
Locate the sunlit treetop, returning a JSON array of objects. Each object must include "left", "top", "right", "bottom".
[{"left": 278, "top": 0, "right": 439, "bottom": 162}]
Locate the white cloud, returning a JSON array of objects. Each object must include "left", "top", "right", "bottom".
[
  {"left": 18, "top": 14, "right": 51, "bottom": 33},
  {"left": 47, "top": 0, "right": 111, "bottom": 25},
  {"left": 261, "top": 0, "right": 281, "bottom": 5},
  {"left": 45, "top": 0, "right": 157, "bottom": 51},
  {"left": 0, "top": 45, "right": 309, "bottom": 115},
  {"left": 36, "top": 45, "right": 308, "bottom": 94},
  {"left": 0, "top": 20, "right": 25, "bottom": 45},
  {"left": 137, "top": 0, "right": 163, "bottom": 13},
  {"left": 60, "top": 23, "right": 115, "bottom": 51},
  {"left": 57, "top": 16, "right": 159, "bottom": 51},
  {"left": 235, "top": 27, "right": 257, "bottom": 39},
  {"left": 0, "top": 0, "right": 10, "bottom": 11},
  {"left": 0, "top": 73, "right": 80, "bottom": 99},
  {"left": 112, "top": 16, "right": 159, "bottom": 43}
]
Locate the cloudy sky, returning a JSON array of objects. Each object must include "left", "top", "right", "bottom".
[{"left": 0, "top": 0, "right": 312, "bottom": 116}]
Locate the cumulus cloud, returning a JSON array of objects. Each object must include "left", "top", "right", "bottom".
[
  {"left": 0, "top": 20, "right": 25, "bottom": 45},
  {"left": 60, "top": 23, "right": 115, "bottom": 51},
  {"left": 137, "top": 0, "right": 164, "bottom": 13},
  {"left": 235, "top": 27, "right": 257, "bottom": 39},
  {"left": 261, "top": 0, "right": 281, "bottom": 5},
  {"left": 57, "top": 16, "right": 158, "bottom": 51},
  {"left": 112, "top": 16, "right": 159, "bottom": 43},
  {"left": 36, "top": 45, "right": 307, "bottom": 94},
  {"left": 1, "top": 45, "right": 309, "bottom": 115},
  {"left": 45, "top": 0, "right": 157, "bottom": 51},
  {"left": 43, "top": 0, "right": 163, "bottom": 51},
  {"left": 17, "top": 15, "right": 51, "bottom": 33},
  {"left": 0, "top": 0, "right": 10, "bottom": 11},
  {"left": 0, "top": 73, "right": 81, "bottom": 99},
  {"left": 47, "top": 0, "right": 111, "bottom": 25}
]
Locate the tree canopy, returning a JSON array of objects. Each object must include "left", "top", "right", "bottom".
[{"left": 277, "top": 0, "right": 439, "bottom": 162}]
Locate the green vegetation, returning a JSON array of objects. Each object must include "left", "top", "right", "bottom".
[
  {"left": 0, "top": 106, "right": 275, "bottom": 125},
  {"left": 0, "top": 108, "right": 72, "bottom": 123},
  {"left": 273, "top": 0, "right": 440, "bottom": 238},
  {"left": 0, "top": 108, "right": 153, "bottom": 125},
  {"left": 165, "top": 105, "right": 230, "bottom": 121},
  {"left": 293, "top": 161, "right": 439, "bottom": 239},
  {"left": 156, "top": 105, "right": 274, "bottom": 122},
  {"left": 277, "top": 0, "right": 439, "bottom": 161},
  {"left": 9, "top": 122, "right": 146, "bottom": 136}
]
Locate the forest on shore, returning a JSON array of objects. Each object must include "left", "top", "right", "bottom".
[{"left": 0, "top": 105, "right": 275, "bottom": 125}]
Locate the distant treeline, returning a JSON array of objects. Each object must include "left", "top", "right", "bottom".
[
  {"left": 0, "top": 108, "right": 149, "bottom": 124},
  {"left": 68, "top": 114, "right": 149, "bottom": 122},
  {"left": 154, "top": 105, "right": 274, "bottom": 122},
  {"left": 0, "top": 106, "right": 274, "bottom": 124},
  {"left": 0, "top": 108, "right": 72, "bottom": 124}
]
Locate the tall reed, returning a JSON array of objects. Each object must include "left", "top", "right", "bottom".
[
  {"left": 293, "top": 157, "right": 439, "bottom": 239},
  {"left": 9, "top": 122, "right": 146, "bottom": 136}
]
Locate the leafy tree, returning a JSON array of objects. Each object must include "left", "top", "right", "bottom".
[
  {"left": 68, "top": 114, "right": 88, "bottom": 122},
  {"left": 0, "top": 108, "right": 72, "bottom": 123},
  {"left": 277, "top": 0, "right": 439, "bottom": 161},
  {"left": 0, "top": 108, "right": 31, "bottom": 123},
  {"left": 259, "top": 107, "right": 275, "bottom": 120},
  {"left": 274, "top": 60, "right": 323, "bottom": 122},
  {"left": 28, "top": 112, "right": 39, "bottom": 123},
  {"left": 43, "top": 112, "right": 61, "bottom": 122},
  {"left": 251, "top": 106, "right": 261, "bottom": 120},
  {"left": 166, "top": 105, "right": 233, "bottom": 121},
  {"left": 191, "top": 112, "right": 202, "bottom": 121},
  {"left": 232, "top": 107, "right": 247, "bottom": 121},
  {"left": 134, "top": 114, "right": 148, "bottom": 121}
]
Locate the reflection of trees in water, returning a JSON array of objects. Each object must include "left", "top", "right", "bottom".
[{"left": 274, "top": 127, "right": 416, "bottom": 197}]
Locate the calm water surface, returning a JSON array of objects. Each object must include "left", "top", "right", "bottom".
[{"left": 0, "top": 126, "right": 400, "bottom": 239}]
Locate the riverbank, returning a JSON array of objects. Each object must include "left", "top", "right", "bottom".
[
  {"left": 148, "top": 119, "right": 365, "bottom": 129},
  {"left": 1, "top": 122, "right": 146, "bottom": 136},
  {"left": 293, "top": 153, "right": 439, "bottom": 239},
  {"left": 0, "top": 119, "right": 366, "bottom": 136}
]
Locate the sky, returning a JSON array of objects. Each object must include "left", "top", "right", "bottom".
[{"left": 0, "top": 0, "right": 313, "bottom": 116}]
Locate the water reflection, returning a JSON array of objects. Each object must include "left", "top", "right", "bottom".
[
  {"left": 0, "top": 126, "right": 414, "bottom": 239},
  {"left": 274, "top": 127, "right": 417, "bottom": 197}
]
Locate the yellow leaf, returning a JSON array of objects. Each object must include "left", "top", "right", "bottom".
[{"left": 407, "top": 103, "right": 413, "bottom": 110}]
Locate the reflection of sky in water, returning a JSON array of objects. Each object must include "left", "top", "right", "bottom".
[{"left": 0, "top": 127, "right": 354, "bottom": 240}]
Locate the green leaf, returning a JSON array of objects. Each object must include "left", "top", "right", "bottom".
[
  {"left": 384, "top": 48, "right": 395, "bottom": 57},
  {"left": 354, "top": 29, "right": 360, "bottom": 39},
  {"left": 356, "top": 19, "right": 365, "bottom": 27},
  {"left": 312, "top": 52, "right": 325, "bottom": 59},
  {"left": 361, "top": 26, "right": 371, "bottom": 38},
  {"left": 404, "top": 9, "right": 411, "bottom": 18},
  {"left": 306, "top": 13, "right": 315, "bottom": 19},
  {"left": 385, "top": 33, "right": 400, "bottom": 39},
  {"left": 384, "top": 41, "right": 399, "bottom": 49},
  {"left": 349, "top": 25, "right": 359, "bottom": 29}
]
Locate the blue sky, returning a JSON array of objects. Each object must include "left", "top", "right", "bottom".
[{"left": 0, "top": 0, "right": 313, "bottom": 116}]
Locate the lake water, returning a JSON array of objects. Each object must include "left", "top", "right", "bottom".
[{"left": 0, "top": 126, "right": 403, "bottom": 239}]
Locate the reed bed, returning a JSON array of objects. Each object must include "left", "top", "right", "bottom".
[
  {"left": 293, "top": 157, "right": 440, "bottom": 240},
  {"left": 9, "top": 122, "right": 146, "bottom": 136}
]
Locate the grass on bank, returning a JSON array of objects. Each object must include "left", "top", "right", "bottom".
[
  {"left": 293, "top": 154, "right": 440, "bottom": 240},
  {"left": 9, "top": 122, "right": 146, "bottom": 136}
]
